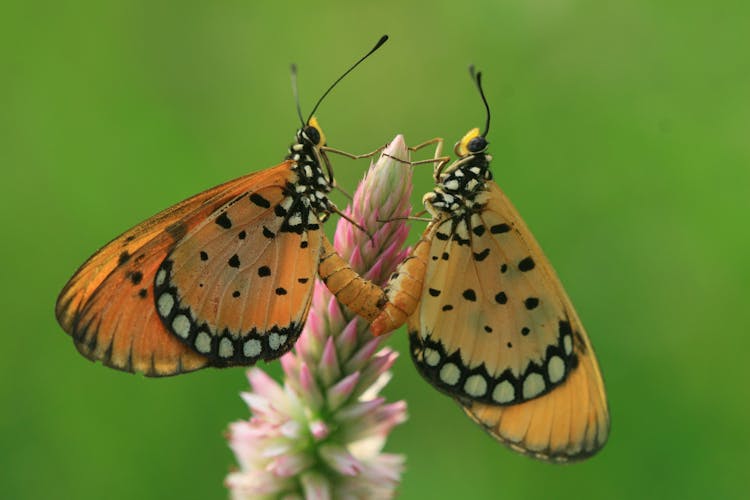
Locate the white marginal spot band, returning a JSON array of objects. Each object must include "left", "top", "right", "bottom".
[
  {"left": 464, "top": 374, "right": 488, "bottom": 397},
  {"left": 522, "top": 373, "right": 545, "bottom": 400},
  {"left": 195, "top": 332, "right": 212, "bottom": 354},
  {"left": 243, "top": 339, "right": 261, "bottom": 358},
  {"left": 157, "top": 293, "right": 174, "bottom": 317},
  {"left": 171, "top": 314, "right": 190, "bottom": 339},
  {"left": 548, "top": 356, "right": 565, "bottom": 384},
  {"left": 439, "top": 363, "right": 461, "bottom": 386},
  {"left": 492, "top": 380, "right": 515, "bottom": 403}
]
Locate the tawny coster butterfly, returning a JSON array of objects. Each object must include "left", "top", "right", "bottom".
[
  {"left": 369, "top": 68, "right": 609, "bottom": 461},
  {"left": 55, "top": 36, "right": 390, "bottom": 377}
]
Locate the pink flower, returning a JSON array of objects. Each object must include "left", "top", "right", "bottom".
[{"left": 227, "top": 136, "right": 413, "bottom": 499}]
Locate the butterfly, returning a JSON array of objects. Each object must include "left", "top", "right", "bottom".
[
  {"left": 368, "top": 67, "right": 609, "bottom": 461},
  {"left": 56, "top": 36, "right": 390, "bottom": 377}
]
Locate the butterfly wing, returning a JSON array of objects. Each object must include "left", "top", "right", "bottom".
[
  {"left": 406, "top": 182, "right": 608, "bottom": 461},
  {"left": 56, "top": 161, "right": 321, "bottom": 376}
]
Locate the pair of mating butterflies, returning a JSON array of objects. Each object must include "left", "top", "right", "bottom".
[{"left": 56, "top": 36, "right": 609, "bottom": 462}]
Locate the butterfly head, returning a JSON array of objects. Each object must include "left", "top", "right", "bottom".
[
  {"left": 299, "top": 116, "right": 327, "bottom": 148},
  {"left": 453, "top": 65, "right": 492, "bottom": 160},
  {"left": 454, "top": 127, "right": 489, "bottom": 157}
]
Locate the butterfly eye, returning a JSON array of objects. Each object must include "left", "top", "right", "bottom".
[
  {"left": 303, "top": 125, "right": 321, "bottom": 145},
  {"left": 467, "top": 136, "right": 488, "bottom": 153}
]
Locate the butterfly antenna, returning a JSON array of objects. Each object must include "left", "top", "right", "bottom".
[
  {"left": 469, "top": 65, "right": 491, "bottom": 137},
  {"left": 306, "top": 35, "right": 389, "bottom": 124},
  {"left": 290, "top": 64, "right": 305, "bottom": 127}
]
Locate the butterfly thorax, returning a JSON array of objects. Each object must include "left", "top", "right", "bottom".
[
  {"left": 427, "top": 153, "right": 493, "bottom": 218},
  {"left": 284, "top": 132, "right": 333, "bottom": 225}
]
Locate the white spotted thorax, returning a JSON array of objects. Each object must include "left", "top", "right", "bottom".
[{"left": 285, "top": 119, "right": 335, "bottom": 224}]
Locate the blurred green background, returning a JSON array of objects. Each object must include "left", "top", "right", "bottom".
[{"left": 2, "top": 0, "right": 748, "bottom": 498}]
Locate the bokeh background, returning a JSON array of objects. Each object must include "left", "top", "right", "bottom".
[{"left": 2, "top": 1, "right": 749, "bottom": 498}]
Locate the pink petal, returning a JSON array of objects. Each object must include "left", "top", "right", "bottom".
[
  {"left": 326, "top": 371, "right": 360, "bottom": 411},
  {"left": 300, "top": 472, "right": 332, "bottom": 500},
  {"left": 319, "top": 445, "right": 363, "bottom": 476}
]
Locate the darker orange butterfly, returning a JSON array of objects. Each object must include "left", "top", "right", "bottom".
[
  {"left": 369, "top": 68, "right": 609, "bottom": 461},
  {"left": 56, "top": 36, "right": 389, "bottom": 377}
]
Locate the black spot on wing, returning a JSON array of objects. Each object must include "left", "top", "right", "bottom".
[
  {"left": 524, "top": 297, "right": 540, "bottom": 310},
  {"left": 462, "top": 289, "right": 477, "bottom": 301},
  {"left": 428, "top": 288, "right": 441, "bottom": 297},
  {"left": 490, "top": 223, "right": 511, "bottom": 234},
  {"left": 519, "top": 256, "right": 535, "bottom": 272},
  {"left": 258, "top": 266, "right": 271, "bottom": 277},
  {"left": 118, "top": 251, "right": 131, "bottom": 266},
  {"left": 249, "top": 193, "right": 271, "bottom": 208},
  {"left": 128, "top": 271, "right": 143, "bottom": 285},
  {"left": 473, "top": 248, "right": 490, "bottom": 261},
  {"left": 216, "top": 213, "right": 232, "bottom": 229},
  {"left": 262, "top": 226, "right": 275, "bottom": 239},
  {"left": 228, "top": 254, "right": 241, "bottom": 268},
  {"left": 200, "top": 251, "right": 208, "bottom": 261}
]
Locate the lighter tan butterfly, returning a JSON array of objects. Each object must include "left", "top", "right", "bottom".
[{"left": 368, "top": 67, "right": 609, "bottom": 462}]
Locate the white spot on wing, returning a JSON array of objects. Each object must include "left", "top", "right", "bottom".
[
  {"left": 563, "top": 334, "right": 573, "bottom": 355},
  {"left": 243, "top": 339, "right": 261, "bottom": 358},
  {"left": 548, "top": 356, "right": 565, "bottom": 383},
  {"left": 195, "top": 332, "right": 212, "bottom": 353},
  {"left": 522, "top": 373, "right": 546, "bottom": 399},
  {"left": 155, "top": 268, "right": 167, "bottom": 287},
  {"left": 439, "top": 363, "right": 461, "bottom": 386},
  {"left": 455, "top": 220, "right": 469, "bottom": 240},
  {"left": 171, "top": 314, "right": 190, "bottom": 338},
  {"left": 157, "top": 293, "right": 174, "bottom": 317},
  {"left": 444, "top": 179, "right": 459, "bottom": 190},
  {"left": 464, "top": 374, "right": 488, "bottom": 397},
  {"left": 219, "top": 338, "right": 234, "bottom": 358},
  {"left": 423, "top": 348, "right": 440, "bottom": 367},
  {"left": 492, "top": 381, "right": 515, "bottom": 403},
  {"left": 268, "top": 332, "right": 281, "bottom": 350}
]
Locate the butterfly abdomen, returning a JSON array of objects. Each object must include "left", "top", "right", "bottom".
[
  {"left": 318, "top": 237, "right": 389, "bottom": 322},
  {"left": 370, "top": 237, "right": 431, "bottom": 336}
]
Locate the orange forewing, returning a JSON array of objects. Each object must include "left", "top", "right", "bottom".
[{"left": 56, "top": 162, "right": 295, "bottom": 376}]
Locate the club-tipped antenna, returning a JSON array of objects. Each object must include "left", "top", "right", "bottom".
[
  {"left": 469, "top": 65, "right": 491, "bottom": 137},
  {"left": 306, "top": 35, "right": 389, "bottom": 124},
  {"left": 290, "top": 64, "right": 305, "bottom": 127}
]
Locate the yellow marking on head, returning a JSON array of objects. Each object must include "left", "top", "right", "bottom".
[
  {"left": 456, "top": 127, "right": 481, "bottom": 157},
  {"left": 308, "top": 116, "right": 327, "bottom": 146}
]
